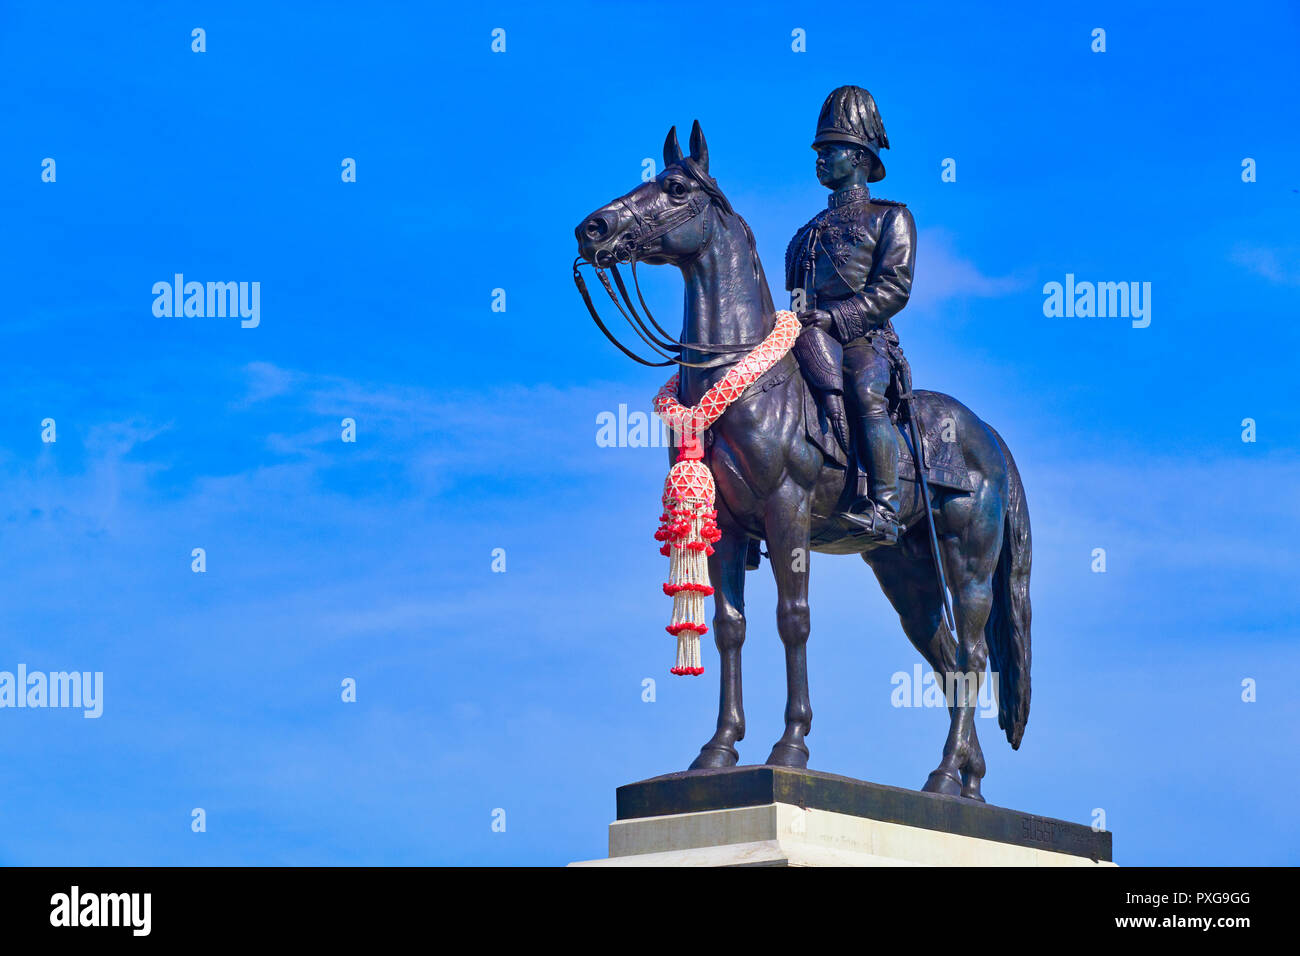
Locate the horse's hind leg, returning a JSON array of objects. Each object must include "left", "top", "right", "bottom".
[
  {"left": 867, "top": 548, "right": 959, "bottom": 774},
  {"left": 927, "top": 573, "right": 995, "bottom": 797},
  {"left": 867, "top": 545, "right": 954, "bottom": 679},
  {"left": 918, "top": 488, "right": 1003, "bottom": 797},
  {"left": 961, "top": 717, "right": 987, "bottom": 802},
  {"left": 866, "top": 541, "right": 987, "bottom": 800}
]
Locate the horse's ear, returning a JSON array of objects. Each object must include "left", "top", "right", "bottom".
[
  {"left": 663, "top": 125, "right": 684, "bottom": 168},
  {"left": 689, "top": 119, "right": 709, "bottom": 174}
]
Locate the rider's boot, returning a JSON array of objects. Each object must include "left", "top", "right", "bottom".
[{"left": 840, "top": 416, "right": 902, "bottom": 544}]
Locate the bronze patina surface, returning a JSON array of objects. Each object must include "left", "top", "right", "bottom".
[{"left": 575, "top": 91, "right": 1032, "bottom": 802}]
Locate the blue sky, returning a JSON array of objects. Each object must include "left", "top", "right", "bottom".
[{"left": 0, "top": 0, "right": 1297, "bottom": 865}]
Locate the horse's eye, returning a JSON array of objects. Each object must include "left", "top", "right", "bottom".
[{"left": 666, "top": 179, "right": 688, "bottom": 199}]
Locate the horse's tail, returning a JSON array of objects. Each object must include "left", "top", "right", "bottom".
[{"left": 984, "top": 425, "right": 1032, "bottom": 749}]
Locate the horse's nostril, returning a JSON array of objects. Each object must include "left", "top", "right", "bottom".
[{"left": 585, "top": 218, "right": 608, "bottom": 240}]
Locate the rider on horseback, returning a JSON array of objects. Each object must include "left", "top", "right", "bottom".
[{"left": 787, "top": 85, "right": 916, "bottom": 544}]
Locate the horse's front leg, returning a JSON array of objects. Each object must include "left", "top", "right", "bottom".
[
  {"left": 688, "top": 525, "right": 748, "bottom": 770},
  {"left": 764, "top": 476, "right": 813, "bottom": 768}
]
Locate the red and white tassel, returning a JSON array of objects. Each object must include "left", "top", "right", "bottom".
[{"left": 654, "top": 453, "right": 721, "bottom": 676}]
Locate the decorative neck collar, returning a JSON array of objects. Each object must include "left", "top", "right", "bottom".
[{"left": 828, "top": 185, "right": 870, "bottom": 209}]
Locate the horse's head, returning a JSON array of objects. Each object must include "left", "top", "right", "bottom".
[{"left": 575, "top": 120, "right": 730, "bottom": 269}]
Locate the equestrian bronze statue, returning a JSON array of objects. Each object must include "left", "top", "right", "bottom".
[{"left": 573, "top": 87, "right": 1032, "bottom": 801}]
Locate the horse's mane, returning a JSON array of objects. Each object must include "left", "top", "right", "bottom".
[{"left": 679, "top": 157, "right": 776, "bottom": 319}]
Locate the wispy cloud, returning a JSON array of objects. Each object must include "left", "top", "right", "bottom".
[
  {"left": 908, "top": 227, "right": 1028, "bottom": 311},
  {"left": 1230, "top": 243, "right": 1300, "bottom": 286}
]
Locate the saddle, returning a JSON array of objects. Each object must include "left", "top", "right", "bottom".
[{"left": 793, "top": 325, "right": 975, "bottom": 495}]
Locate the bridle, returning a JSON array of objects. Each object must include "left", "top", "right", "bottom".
[{"left": 573, "top": 159, "right": 770, "bottom": 369}]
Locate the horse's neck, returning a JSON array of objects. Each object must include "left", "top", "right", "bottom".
[{"left": 679, "top": 210, "right": 774, "bottom": 403}]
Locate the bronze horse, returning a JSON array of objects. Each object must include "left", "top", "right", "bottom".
[{"left": 574, "top": 122, "right": 1031, "bottom": 800}]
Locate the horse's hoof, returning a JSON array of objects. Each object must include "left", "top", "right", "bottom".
[
  {"left": 960, "top": 787, "right": 986, "bottom": 803},
  {"left": 922, "top": 768, "right": 964, "bottom": 797},
  {"left": 765, "top": 742, "right": 809, "bottom": 769},
  {"left": 689, "top": 745, "right": 738, "bottom": 770}
]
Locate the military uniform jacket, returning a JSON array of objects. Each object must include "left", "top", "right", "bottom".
[{"left": 785, "top": 186, "right": 916, "bottom": 345}]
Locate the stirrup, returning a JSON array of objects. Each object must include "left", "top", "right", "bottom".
[{"left": 840, "top": 500, "right": 901, "bottom": 544}]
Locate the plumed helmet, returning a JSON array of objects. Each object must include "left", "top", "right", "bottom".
[{"left": 811, "top": 86, "right": 890, "bottom": 182}]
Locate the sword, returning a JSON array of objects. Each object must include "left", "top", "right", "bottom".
[
  {"left": 801, "top": 226, "right": 820, "bottom": 314},
  {"left": 898, "top": 359, "right": 958, "bottom": 636}
]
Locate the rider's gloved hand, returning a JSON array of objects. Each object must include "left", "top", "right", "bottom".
[{"left": 798, "top": 309, "right": 833, "bottom": 333}]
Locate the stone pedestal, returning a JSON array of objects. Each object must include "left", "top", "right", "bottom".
[{"left": 570, "top": 766, "right": 1114, "bottom": 867}]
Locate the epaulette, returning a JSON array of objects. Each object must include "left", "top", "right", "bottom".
[{"left": 869, "top": 197, "right": 906, "bottom": 207}]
